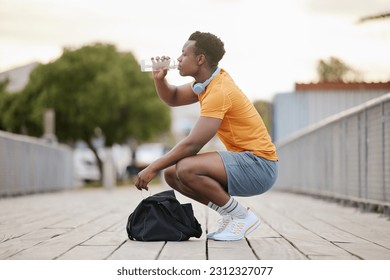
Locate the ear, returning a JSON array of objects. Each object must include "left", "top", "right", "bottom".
[{"left": 197, "top": 54, "right": 206, "bottom": 66}]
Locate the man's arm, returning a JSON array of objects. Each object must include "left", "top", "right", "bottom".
[
  {"left": 152, "top": 68, "right": 199, "bottom": 107},
  {"left": 135, "top": 116, "right": 222, "bottom": 190}
]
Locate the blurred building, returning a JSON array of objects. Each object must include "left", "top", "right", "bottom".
[
  {"left": 273, "top": 82, "right": 390, "bottom": 143},
  {"left": 0, "top": 62, "right": 39, "bottom": 93}
]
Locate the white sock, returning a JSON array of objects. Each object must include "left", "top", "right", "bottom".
[
  {"left": 221, "top": 197, "right": 248, "bottom": 218},
  {"left": 207, "top": 202, "right": 228, "bottom": 216}
]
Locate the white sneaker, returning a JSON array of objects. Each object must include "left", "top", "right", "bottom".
[
  {"left": 212, "top": 209, "right": 260, "bottom": 241},
  {"left": 207, "top": 215, "right": 231, "bottom": 240}
]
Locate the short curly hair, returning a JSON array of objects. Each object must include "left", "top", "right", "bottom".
[{"left": 188, "top": 31, "right": 225, "bottom": 68}]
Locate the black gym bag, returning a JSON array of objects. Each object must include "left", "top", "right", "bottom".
[{"left": 126, "top": 190, "right": 202, "bottom": 241}]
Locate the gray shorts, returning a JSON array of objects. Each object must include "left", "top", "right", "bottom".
[{"left": 218, "top": 151, "right": 278, "bottom": 197}]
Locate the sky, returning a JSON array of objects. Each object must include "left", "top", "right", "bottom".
[{"left": 0, "top": 0, "right": 389, "bottom": 101}]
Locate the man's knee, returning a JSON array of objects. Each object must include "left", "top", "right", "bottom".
[
  {"left": 164, "top": 166, "right": 176, "bottom": 185},
  {"left": 176, "top": 158, "right": 195, "bottom": 184}
]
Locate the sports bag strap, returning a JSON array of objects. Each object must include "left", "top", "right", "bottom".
[{"left": 158, "top": 201, "right": 200, "bottom": 237}]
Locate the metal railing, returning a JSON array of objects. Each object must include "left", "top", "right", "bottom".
[
  {"left": 273, "top": 90, "right": 388, "bottom": 142},
  {"left": 274, "top": 93, "right": 390, "bottom": 209},
  {"left": 0, "top": 131, "right": 74, "bottom": 196}
]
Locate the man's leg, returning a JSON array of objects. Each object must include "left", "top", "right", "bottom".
[
  {"left": 164, "top": 152, "right": 230, "bottom": 206},
  {"left": 164, "top": 165, "right": 209, "bottom": 204},
  {"left": 175, "top": 153, "right": 250, "bottom": 217},
  {"left": 163, "top": 152, "right": 258, "bottom": 241},
  {"left": 164, "top": 152, "right": 249, "bottom": 216}
]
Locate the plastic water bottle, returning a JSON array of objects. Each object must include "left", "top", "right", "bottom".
[{"left": 140, "top": 58, "right": 179, "bottom": 72}]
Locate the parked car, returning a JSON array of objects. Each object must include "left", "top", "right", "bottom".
[
  {"left": 73, "top": 142, "right": 132, "bottom": 183},
  {"left": 127, "top": 143, "right": 168, "bottom": 176},
  {"left": 73, "top": 146, "right": 100, "bottom": 183},
  {"left": 111, "top": 144, "right": 132, "bottom": 180}
]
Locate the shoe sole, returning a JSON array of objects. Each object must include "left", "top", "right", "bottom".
[
  {"left": 207, "top": 233, "right": 216, "bottom": 240},
  {"left": 207, "top": 217, "right": 232, "bottom": 240},
  {"left": 245, "top": 219, "right": 260, "bottom": 236},
  {"left": 213, "top": 219, "right": 261, "bottom": 241}
]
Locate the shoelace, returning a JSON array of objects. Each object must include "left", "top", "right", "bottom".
[
  {"left": 228, "top": 221, "right": 246, "bottom": 235},
  {"left": 216, "top": 216, "right": 231, "bottom": 232}
]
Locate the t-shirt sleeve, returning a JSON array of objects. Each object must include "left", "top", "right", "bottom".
[{"left": 200, "top": 86, "right": 231, "bottom": 120}]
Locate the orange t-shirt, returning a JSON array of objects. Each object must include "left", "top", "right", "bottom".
[{"left": 197, "top": 69, "right": 278, "bottom": 161}]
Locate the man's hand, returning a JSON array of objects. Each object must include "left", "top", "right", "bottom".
[
  {"left": 151, "top": 56, "right": 170, "bottom": 80},
  {"left": 134, "top": 165, "right": 158, "bottom": 191}
]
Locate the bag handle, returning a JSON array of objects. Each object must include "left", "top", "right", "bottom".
[
  {"left": 158, "top": 201, "right": 201, "bottom": 238},
  {"left": 141, "top": 189, "right": 152, "bottom": 199}
]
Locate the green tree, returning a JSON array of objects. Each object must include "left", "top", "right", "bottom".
[
  {"left": 0, "top": 79, "right": 31, "bottom": 132},
  {"left": 0, "top": 80, "right": 9, "bottom": 130},
  {"left": 358, "top": 12, "right": 390, "bottom": 23},
  {"left": 0, "top": 75, "right": 43, "bottom": 134},
  {"left": 317, "top": 57, "right": 360, "bottom": 82},
  {"left": 2, "top": 43, "right": 170, "bottom": 179}
]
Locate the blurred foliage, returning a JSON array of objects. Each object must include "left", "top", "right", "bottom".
[
  {"left": 358, "top": 12, "right": 390, "bottom": 23},
  {"left": 317, "top": 57, "right": 361, "bottom": 82},
  {"left": 253, "top": 100, "right": 273, "bottom": 136},
  {"left": 0, "top": 80, "right": 9, "bottom": 130},
  {"left": 0, "top": 43, "right": 171, "bottom": 177},
  {"left": 0, "top": 77, "right": 42, "bottom": 134}
]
